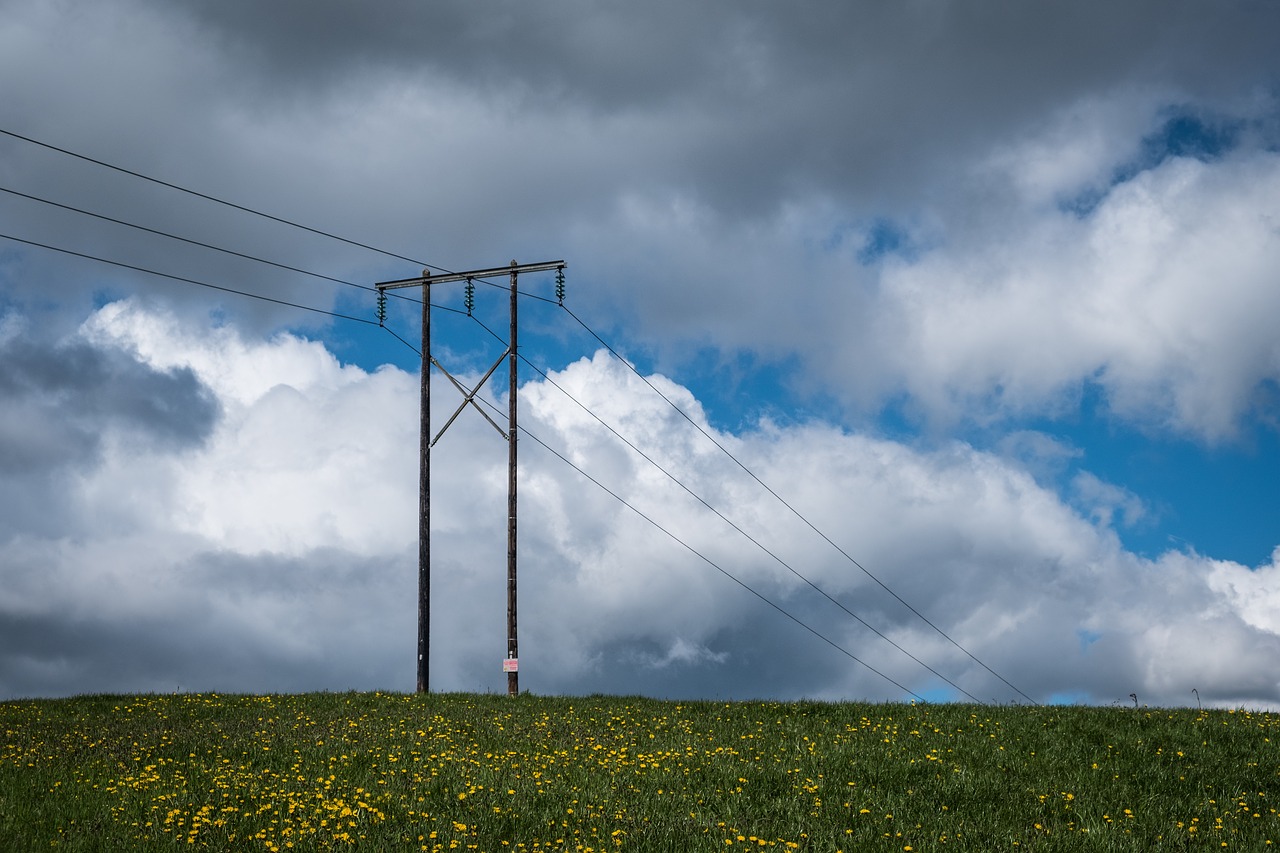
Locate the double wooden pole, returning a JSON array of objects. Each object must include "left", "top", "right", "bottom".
[{"left": 377, "top": 260, "right": 564, "bottom": 697}]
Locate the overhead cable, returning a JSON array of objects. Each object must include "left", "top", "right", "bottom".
[
  {"left": 0, "top": 184, "right": 420, "bottom": 304},
  {"left": 0, "top": 232, "right": 378, "bottom": 326},
  {"left": 559, "top": 303, "right": 1037, "bottom": 705},
  {"left": 1, "top": 124, "right": 1032, "bottom": 703},
  {"left": 0, "top": 126, "right": 443, "bottom": 272},
  {"left": 515, "top": 345, "right": 982, "bottom": 702},
  {"left": 464, "top": 311, "right": 981, "bottom": 701},
  {"left": 464, "top": 391, "right": 927, "bottom": 702}
]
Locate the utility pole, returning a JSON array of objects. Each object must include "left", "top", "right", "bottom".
[
  {"left": 506, "top": 263, "right": 520, "bottom": 697},
  {"left": 376, "top": 260, "right": 565, "bottom": 696},
  {"left": 419, "top": 278, "right": 431, "bottom": 694}
]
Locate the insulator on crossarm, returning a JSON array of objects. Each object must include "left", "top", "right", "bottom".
[
  {"left": 465, "top": 279, "right": 475, "bottom": 315},
  {"left": 555, "top": 267, "right": 566, "bottom": 304},
  {"left": 375, "top": 290, "right": 388, "bottom": 326}
]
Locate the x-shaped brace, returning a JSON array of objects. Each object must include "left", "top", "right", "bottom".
[{"left": 431, "top": 351, "right": 510, "bottom": 446}]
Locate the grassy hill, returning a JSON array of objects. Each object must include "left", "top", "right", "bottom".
[{"left": 2, "top": 691, "right": 1277, "bottom": 851}]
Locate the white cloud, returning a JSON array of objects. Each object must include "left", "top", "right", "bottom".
[
  {"left": 3, "top": 301, "right": 1278, "bottom": 706},
  {"left": 859, "top": 146, "right": 1280, "bottom": 439},
  {"left": 981, "top": 93, "right": 1165, "bottom": 207},
  {"left": 1210, "top": 549, "right": 1280, "bottom": 630},
  {"left": 80, "top": 300, "right": 417, "bottom": 555},
  {"left": 1070, "top": 472, "right": 1148, "bottom": 530}
]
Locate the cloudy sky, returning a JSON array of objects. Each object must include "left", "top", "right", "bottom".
[{"left": 3, "top": 0, "right": 1280, "bottom": 708}]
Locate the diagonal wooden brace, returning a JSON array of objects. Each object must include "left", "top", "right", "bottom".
[{"left": 431, "top": 352, "right": 509, "bottom": 444}]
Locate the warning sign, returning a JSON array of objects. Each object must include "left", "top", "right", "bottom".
[{"left": 502, "top": 658, "right": 519, "bottom": 673}]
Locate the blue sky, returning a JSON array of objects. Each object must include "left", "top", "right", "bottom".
[{"left": 2, "top": 0, "right": 1280, "bottom": 707}]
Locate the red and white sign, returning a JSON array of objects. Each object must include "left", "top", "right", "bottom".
[{"left": 502, "top": 658, "right": 519, "bottom": 673}]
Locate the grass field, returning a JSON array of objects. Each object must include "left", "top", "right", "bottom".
[{"left": 2, "top": 691, "right": 1277, "bottom": 851}]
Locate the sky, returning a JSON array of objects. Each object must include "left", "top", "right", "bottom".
[{"left": 2, "top": 0, "right": 1279, "bottom": 708}]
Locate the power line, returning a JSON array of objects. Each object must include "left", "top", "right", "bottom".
[
  {"left": 0, "top": 184, "right": 420, "bottom": 304},
  {"left": 468, "top": 312, "right": 984, "bottom": 702},
  {"left": 0, "top": 225, "right": 461, "bottom": 362},
  {"left": 0, "top": 126, "right": 449, "bottom": 273},
  {"left": 558, "top": 303, "right": 1037, "bottom": 705},
  {"left": 0, "top": 232, "right": 379, "bottom": 326},
  {"left": 3, "top": 220, "right": 958, "bottom": 702},
  {"left": 464, "top": 309, "right": 950, "bottom": 698},
  {"left": 380, "top": 324, "right": 424, "bottom": 357},
  {"left": 471, "top": 290, "right": 1030, "bottom": 703},
  {"left": 3, "top": 212, "right": 958, "bottom": 700},
  {"left": 0, "top": 184, "right": 466, "bottom": 361},
  {"left": 0, "top": 128, "right": 562, "bottom": 304},
  {"left": 468, "top": 304, "right": 1015, "bottom": 703},
  {"left": 0, "top": 128, "right": 566, "bottom": 312},
  {"left": 466, "top": 392, "right": 928, "bottom": 702},
  {"left": 522, "top": 355, "right": 982, "bottom": 702},
  {"left": 1, "top": 125, "right": 1032, "bottom": 702},
  {"left": 526, "top": 427, "right": 924, "bottom": 701}
]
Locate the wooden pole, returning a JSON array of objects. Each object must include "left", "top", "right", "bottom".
[
  {"left": 506, "top": 261, "right": 519, "bottom": 697},
  {"left": 417, "top": 276, "right": 431, "bottom": 693}
]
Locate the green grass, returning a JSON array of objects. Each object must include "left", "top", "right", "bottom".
[{"left": 2, "top": 692, "right": 1278, "bottom": 851}]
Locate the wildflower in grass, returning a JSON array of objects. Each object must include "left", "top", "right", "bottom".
[{"left": 7, "top": 693, "right": 1280, "bottom": 850}]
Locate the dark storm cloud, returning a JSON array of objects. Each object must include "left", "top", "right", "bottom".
[
  {"left": 180, "top": 0, "right": 1280, "bottom": 111},
  {"left": 0, "top": 321, "right": 218, "bottom": 538},
  {"left": 0, "top": 547, "right": 408, "bottom": 700},
  {"left": 6, "top": 0, "right": 1278, "bottom": 367},
  {"left": 167, "top": 0, "right": 1280, "bottom": 214},
  {"left": 0, "top": 326, "right": 219, "bottom": 469}
]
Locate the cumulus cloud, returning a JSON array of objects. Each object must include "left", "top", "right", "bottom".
[
  {"left": 845, "top": 142, "right": 1280, "bottom": 439},
  {"left": 2, "top": 301, "right": 1277, "bottom": 707}
]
